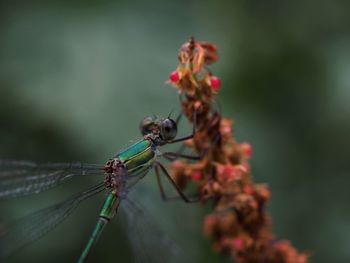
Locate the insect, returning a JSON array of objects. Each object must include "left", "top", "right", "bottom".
[{"left": 0, "top": 111, "right": 200, "bottom": 262}]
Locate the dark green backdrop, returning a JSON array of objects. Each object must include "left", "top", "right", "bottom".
[{"left": 1, "top": 1, "right": 349, "bottom": 262}]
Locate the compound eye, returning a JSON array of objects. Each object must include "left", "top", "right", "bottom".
[
  {"left": 140, "top": 116, "right": 156, "bottom": 135},
  {"left": 160, "top": 118, "right": 177, "bottom": 141}
]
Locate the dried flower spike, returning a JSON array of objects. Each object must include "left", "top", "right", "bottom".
[{"left": 168, "top": 37, "right": 308, "bottom": 263}]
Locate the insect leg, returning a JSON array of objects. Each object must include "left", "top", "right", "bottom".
[{"left": 154, "top": 162, "right": 198, "bottom": 203}]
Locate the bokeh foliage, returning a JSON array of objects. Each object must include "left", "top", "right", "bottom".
[{"left": 0, "top": 1, "right": 349, "bottom": 262}]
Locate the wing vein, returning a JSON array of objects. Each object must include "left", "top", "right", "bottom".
[{"left": 0, "top": 183, "right": 105, "bottom": 258}]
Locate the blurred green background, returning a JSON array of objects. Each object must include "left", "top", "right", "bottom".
[{"left": 1, "top": 1, "right": 350, "bottom": 262}]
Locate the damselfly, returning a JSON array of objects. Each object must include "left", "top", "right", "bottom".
[{"left": 0, "top": 112, "right": 200, "bottom": 262}]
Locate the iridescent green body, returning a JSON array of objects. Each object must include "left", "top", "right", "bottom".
[
  {"left": 117, "top": 139, "right": 155, "bottom": 171},
  {"left": 78, "top": 138, "right": 156, "bottom": 262},
  {"left": 0, "top": 114, "right": 186, "bottom": 263},
  {"left": 77, "top": 193, "right": 119, "bottom": 263}
]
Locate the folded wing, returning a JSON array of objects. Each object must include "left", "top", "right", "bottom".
[{"left": 0, "top": 160, "right": 103, "bottom": 199}]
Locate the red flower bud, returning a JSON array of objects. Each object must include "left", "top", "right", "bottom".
[
  {"left": 192, "top": 171, "right": 202, "bottom": 182},
  {"left": 169, "top": 70, "right": 180, "bottom": 84},
  {"left": 233, "top": 238, "right": 244, "bottom": 251},
  {"left": 210, "top": 76, "right": 221, "bottom": 92},
  {"left": 241, "top": 142, "right": 253, "bottom": 158}
]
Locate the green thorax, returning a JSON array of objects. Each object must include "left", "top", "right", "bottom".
[{"left": 116, "top": 139, "right": 156, "bottom": 171}]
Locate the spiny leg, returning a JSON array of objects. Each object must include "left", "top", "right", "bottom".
[
  {"left": 154, "top": 165, "right": 178, "bottom": 201},
  {"left": 154, "top": 161, "right": 198, "bottom": 203},
  {"left": 162, "top": 152, "right": 201, "bottom": 161},
  {"left": 164, "top": 124, "right": 223, "bottom": 162},
  {"left": 159, "top": 132, "right": 223, "bottom": 201}
]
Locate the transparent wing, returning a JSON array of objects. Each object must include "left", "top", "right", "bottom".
[
  {"left": 0, "top": 160, "right": 104, "bottom": 199},
  {"left": 125, "top": 165, "right": 153, "bottom": 191},
  {"left": 119, "top": 195, "right": 194, "bottom": 263},
  {"left": 0, "top": 183, "right": 105, "bottom": 258}
]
